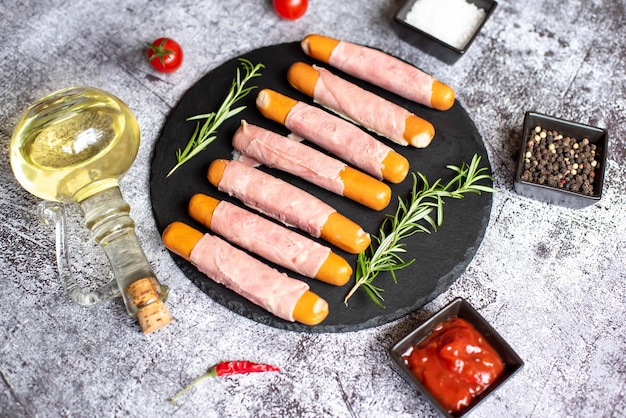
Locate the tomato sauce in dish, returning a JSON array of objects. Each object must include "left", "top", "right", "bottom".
[{"left": 402, "top": 317, "right": 504, "bottom": 414}]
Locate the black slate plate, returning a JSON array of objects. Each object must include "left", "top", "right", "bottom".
[{"left": 149, "top": 42, "right": 492, "bottom": 333}]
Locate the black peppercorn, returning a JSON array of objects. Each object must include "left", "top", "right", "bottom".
[{"left": 521, "top": 125, "right": 601, "bottom": 196}]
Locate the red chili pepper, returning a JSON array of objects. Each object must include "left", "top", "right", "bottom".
[
  {"left": 211, "top": 360, "right": 280, "bottom": 376},
  {"left": 170, "top": 360, "right": 280, "bottom": 404}
]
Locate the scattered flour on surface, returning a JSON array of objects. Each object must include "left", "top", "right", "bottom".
[{"left": 406, "top": 0, "right": 487, "bottom": 49}]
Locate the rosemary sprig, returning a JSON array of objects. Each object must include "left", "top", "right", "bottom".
[
  {"left": 344, "top": 154, "right": 495, "bottom": 307},
  {"left": 167, "top": 58, "right": 264, "bottom": 177}
]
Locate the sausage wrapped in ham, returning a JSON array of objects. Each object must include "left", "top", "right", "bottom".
[
  {"left": 162, "top": 222, "right": 329, "bottom": 325},
  {"left": 300, "top": 34, "right": 455, "bottom": 111},
  {"left": 232, "top": 120, "right": 391, "bottom": 210},
  {"left": 256, "top": 88, "right": 409, "bottom": 184},
  {"left": 207, "top": 159, "right": 370, "bottom": 254},
  {"left": 188, "top": 194, "right": 352, "bottom": 286},
  {"left": 288, "top": 62, "right": 436, "bottom": 148}
]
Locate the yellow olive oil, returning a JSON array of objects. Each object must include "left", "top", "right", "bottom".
[{"left": 10, "top": 87, "right": 140, "bottom": 203}]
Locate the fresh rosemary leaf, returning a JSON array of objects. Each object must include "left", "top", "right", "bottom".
[
  {"left": 167, "top": 58, "right": 264, "bottom": 177},
  {"left": 344, "top": 154, "right": 495, "bottom": 307}
]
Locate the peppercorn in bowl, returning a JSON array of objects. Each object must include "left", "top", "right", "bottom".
[
  {"left": 389, "top": 298, "right": 524, "bottom": 417},
  {"left": 514, "top": 111, "right": 608, "bottom": 209},
  {"left": 392, "top": 0, "right": 498, "bottom": 64}
]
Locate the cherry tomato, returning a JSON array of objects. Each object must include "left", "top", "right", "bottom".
[
  {"left": 273, "top": 0, "right": 308, "bottom": 20},
  {"left": 146, "top": 37, "right": 183, "bottom": 73}
]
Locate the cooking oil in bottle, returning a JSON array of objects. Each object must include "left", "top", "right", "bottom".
[
  {"left": 10, "top": 86, "right": 172, "bottom": 334},
  {"left": 10, "top": 87, "right": 140, "bottom": 203}
]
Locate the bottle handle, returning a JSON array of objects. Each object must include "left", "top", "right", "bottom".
[{"left": 37, "top": 201, "right": 121, "bottom": 306}]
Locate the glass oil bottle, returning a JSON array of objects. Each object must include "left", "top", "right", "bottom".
[{"left": 10, "top": 86, "right": 172, "bottom": 334}]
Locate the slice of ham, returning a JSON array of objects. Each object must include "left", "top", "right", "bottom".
[
  {"left": 210, "top": 200, "right": 331, "bottom": 279},
  {"left": 189, "top": 232, "right": 309, "bottom": 322},
  {"left": 283, "top": 101, "right": 392, "bottom": 180},
  {"left": 312, "top": 65, "right": 414, "bottom": 146},
  {"left": 326, "top": 40, "right": 435, "bottom": 107},
  {"left": 216, "top": 160, "right": 335, "bottom": 238},
  {"left": 232, "top": 120, "right": 346, "bottom": 195}
]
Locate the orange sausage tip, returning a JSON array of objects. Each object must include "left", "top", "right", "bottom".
[
  {"left": 339, "top": 167, "right": 392, "bottom": 211},
  {"left": 256, "top": 89, "right": 297, "bottom": 125},
  {"left": 430, "top": 80, "right": 455, "bottom": 111},
  {"left": 162, "top": 222, "right": 204, "bottom": 261},
  {"left": 287, "top": 62, "right": 320, "bottom": 98},
  {"left": 188, "top": 194, "right": 220, "bottom": 228},
  {"left": 381, "top": 151, "right": 410, "bottom": 184},
  {"left": 405, "top": 116, "right": 435, "bottom": 148},
  {"left": 301, "top": 34, "right": 340, "bottom": 63},
  {"left": 207, "top": 159, "right": 230, "bottom": 187},
  {"left": 314, "top": 252, "right": 352, "bottom": 286},
  {"left": 256, "top": 89, "right": 271, "bottom": 108},
  {"left": 321, "top": 212, "right": 371, "bottom": 254},
  {"left": 292, "top": 291, "right": 329, "bottom": 326}
]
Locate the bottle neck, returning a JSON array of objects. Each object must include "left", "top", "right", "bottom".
[
  {"left": 74, "top": 178, "right": 122, "bottom": 207},
  {"left": 78, "top": 186, "right": 171, "bottom": 333},
  {"left": 79, "top": 185, "right": 135, "bottom": 246}
]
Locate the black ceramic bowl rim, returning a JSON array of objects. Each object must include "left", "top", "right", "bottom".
[
  {"left": 393, "top": 0, "right": 498, "bottom": 54},
  {"left": 514, "top": 111, "right": 609, "bottom": 206},
  {"left": 389, "top": 297, "right": 524, "bottom": 417}
]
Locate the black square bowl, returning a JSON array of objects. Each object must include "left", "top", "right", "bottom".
[
  {"left": 390, "top": 298, "right": 524, "bottom": 417},
  {"left": 514, "top": 111, "right": 609, "bottom": 209},
  {"left": 392, "top": 0, "right": 497, "bottom": 64}
]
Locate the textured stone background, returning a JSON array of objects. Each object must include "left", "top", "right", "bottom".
[{"left": 1, "top": 1, "right": 625, "bottom": 417}]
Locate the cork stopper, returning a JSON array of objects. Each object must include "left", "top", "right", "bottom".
[
  {"left": 136, "top": 299, "right": 172, "bottom": 334},
  {"left": 126, "top": 277, "right": 173, "bottom": 334}
]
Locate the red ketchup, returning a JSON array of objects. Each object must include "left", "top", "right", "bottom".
[{"left": 403, "top": 317, "right": 504, "bottom": 414}]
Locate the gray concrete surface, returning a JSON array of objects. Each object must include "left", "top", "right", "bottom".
[{"left": 1, "top": 1, "right": 624, "bottom": 417}]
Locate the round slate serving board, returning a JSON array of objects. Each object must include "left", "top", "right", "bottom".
[{"left": 149, "top": 42, "right": 493, "bottom": 333}]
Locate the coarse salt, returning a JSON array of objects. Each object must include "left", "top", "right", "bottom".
[{"left": 405, "top": 0, "right": 487, "bottom": 49}]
